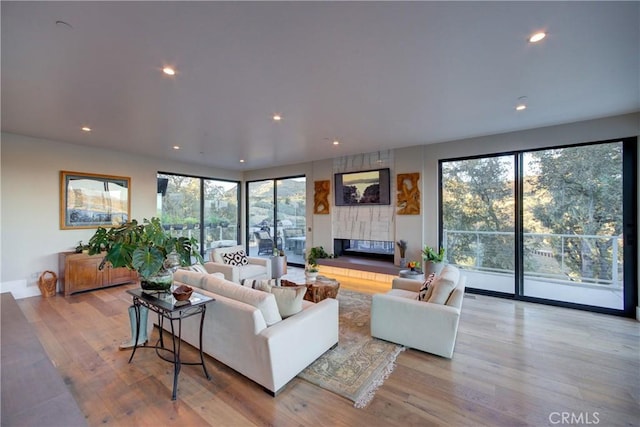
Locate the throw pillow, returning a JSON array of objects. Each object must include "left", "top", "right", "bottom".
[
  {"left": 243, "top": 279, "right": 306, "bottom": 318},
  {"left": 222, "top": 250, "right": 249, "bottom": 266},
  {"left": 242, "top": 279, "right": 277, "bottom": 289},
  {"left": 183, "top": 263, "right": 208, "bottom": 274},
  {"left": 427, "top": 275, "right": 457, "bottom": 305},
  {"left": 270, "top": 286, "right": 307, "bottom": 318},
  {"left": 416, "top": 273, "right": 437, "bottom": 301}
]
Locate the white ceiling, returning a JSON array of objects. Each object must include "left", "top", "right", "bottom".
[{"left": 2, "top": 2, "right": 639, "bottom": 171}]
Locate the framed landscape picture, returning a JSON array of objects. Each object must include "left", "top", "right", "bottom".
[{"left": 60, "top": 171, "right": 131, "bottom": 229}]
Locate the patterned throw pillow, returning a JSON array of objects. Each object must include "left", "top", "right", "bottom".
[
  {"left": 221, "top": 250, "right": 249, "bottom": 266},
  {"left": 417, "top": 273, "right": 437, "bottom": 301}
]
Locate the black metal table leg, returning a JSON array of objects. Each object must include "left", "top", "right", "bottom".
[
  {"left": 199, "top": 306, "right": 211, "bottom": 380},
  {"left": 125, "top": 289, "right": 213, "bottom": 400},
  {"left": 169, "top": 318, "right": 180, "bottom": 400}
]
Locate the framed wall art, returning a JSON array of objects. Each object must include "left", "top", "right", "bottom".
[
  {"left": 396, "top": 172, "right": 420, "bottom": 215},
  {"left": 60, "top": 171, "right": 131, "bottom": 229},
  {"left": 314, "top": 180, "right": 331, "bottom": 214}
]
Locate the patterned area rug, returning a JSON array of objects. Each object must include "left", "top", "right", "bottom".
[{"left": 298, "top": 290, "right": 405, "bottom": 408}]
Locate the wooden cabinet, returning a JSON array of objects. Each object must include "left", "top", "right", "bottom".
[{"left": 58, "top": 252, "right": 138, "bottom": 297}]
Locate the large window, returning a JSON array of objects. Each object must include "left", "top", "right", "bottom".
[
  {"left": 247, "top": 176, "right": 306, "bottom": 266},
  {"left": 157, "top": 173, "right": 240, "bottom": 260},
  {"left": 441, "top": 155, "right": 515, "bottom": 294},
  {"left": 440, "top": 138, "right": 637, "bottom": 316}
]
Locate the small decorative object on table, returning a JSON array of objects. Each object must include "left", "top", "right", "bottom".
[
  {"left": 399, "top": 262, "right": 425, "bottom": 281},
  {"left": 172, "top": 284, "right": 193, "bottom": 301},
  {"left": 397, "top": 240, "right": 408, "bottom": 268}
]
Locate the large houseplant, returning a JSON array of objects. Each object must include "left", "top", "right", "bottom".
[
  {"left": 421, "top": 245, "right": 446, "bottom": 275},
  {"left": 87, "top": 217, "right": 202, "bottom": 290}
]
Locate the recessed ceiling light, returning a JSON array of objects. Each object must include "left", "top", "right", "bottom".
[
  {"left": 239, "top": 159, "right": 245, "bottom": 163},
  {"left": 81, "top": 126, "right": 91, "bottom": 132},
  {"left": 529, "top": 32, "right": 546, "bottom": 43},
  {"left": 173, "top": 145, "right": 180, "bottom": 150},
  {"left": 515, "top": 96, "right": 528, "bottom": 111},
  {"left": 273, "top": 114, "right": 282, "bottom": 121},
  {"left": 163, "top": 67, "right": 176, "bottom": 76},
  {"left": 333, "top": 140, "right": 340, "bottom": 145}
]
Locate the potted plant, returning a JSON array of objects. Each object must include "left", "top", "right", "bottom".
[
  {"left": 87, "top": 217, "right": 203, "bottom": 291},
  {"left": 305, "top": 263, "right": 319, "bottom": 281},
  {"left": 396, "top": 240, "right": 408, "bottom": 267},
  {"left": 75, "top": 240, "right": 89, "bottom": 253},
  {"left": 305, "top": 246, "right": 329, "bottom": 281},
  {"left": 421, "top": 245, "right": 446, "bottom": 275}
]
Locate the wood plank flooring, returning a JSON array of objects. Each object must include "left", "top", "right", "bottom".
[{"left": 14, "top": 274, "right": 640, "bottom": 427}]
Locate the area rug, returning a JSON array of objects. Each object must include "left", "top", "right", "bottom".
[{"left": 297, "top": 290, "right": 405, "bottom": 408}]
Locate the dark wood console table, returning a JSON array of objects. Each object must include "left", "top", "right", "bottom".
[{"left": 127, "top": 288, "right": 213, "bottom": 400}]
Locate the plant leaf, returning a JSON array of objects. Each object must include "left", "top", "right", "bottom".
[{"left": 132, "top": 246, "right": 164, "bottom": 279}]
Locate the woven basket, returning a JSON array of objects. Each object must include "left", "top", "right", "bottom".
[{"left": 38, "top": 270, "right": 58, "bottom": 297}]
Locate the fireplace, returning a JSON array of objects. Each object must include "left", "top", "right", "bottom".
[{"left": 333, "top": 239, "right": 394, "bottom": 262}]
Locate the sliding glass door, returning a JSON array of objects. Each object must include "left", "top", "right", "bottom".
[
  {"left": 157, "top": 173, "right": 240, "bottom": 260},
  {"left": 247, "top": 180, "right": 275, "bottom": 257},
  {"left": 522, "top": 142, "right": 625, "bottom": 309},
  {"left": 440, "top": 138, "right": 636, "bottom": 315},
  {"left": 441, "top": 155, "right": 516, "bottom": 294},
  {"left": 276, "top": 178, "right": 307, "bottom": 265},
  {"left": 247, "top": 176, "right": 306, "bottom": 266}
]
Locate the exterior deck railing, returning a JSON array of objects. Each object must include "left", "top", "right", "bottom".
[{"left": 443, "top": 229, "right": 623, "bottom": 289}]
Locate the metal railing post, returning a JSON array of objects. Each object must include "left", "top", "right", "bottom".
[
  {"left": 476, "top": 230, "right": 480, "bottom": 268},
  {"left": 612, "top": 236, "right": 619, "bottom": 287},
  {"left": 561, "top": 235, "right": 565, "bottom": 275}
]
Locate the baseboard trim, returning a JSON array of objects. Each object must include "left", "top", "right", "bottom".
[{"left": 0, "top": 279, "right": 42, "bottom": 299}]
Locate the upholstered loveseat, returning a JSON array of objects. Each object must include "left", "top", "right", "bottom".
[
  {"left": 151, "top": 269, "right": 339, "bottom": 395},
  {"left": 206, "top": 245, "right": 271, "bottom": 283},
  {"left": 370, "top": 265, "right": 466, "bottom": 358}
]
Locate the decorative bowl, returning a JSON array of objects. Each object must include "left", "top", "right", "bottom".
[{"left": 172, "top": 284, "right": 193, "bottom": 301}]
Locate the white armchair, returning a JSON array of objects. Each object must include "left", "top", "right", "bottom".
[
  {"left": 207, "top": 245, "right": 271, "bottom": 283},
  {"left": 370, "top": 265, "right": 466, "bottom": 358}
]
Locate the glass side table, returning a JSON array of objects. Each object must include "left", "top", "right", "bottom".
[
  {"left": 398, "top": 269, "right": 425, "bottom": 282},
  {"left": 126, "top": 288, "right": 214, "bottom": 400}
]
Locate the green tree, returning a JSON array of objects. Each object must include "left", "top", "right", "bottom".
[
  {"left": 526, "top": 143, "right": 622, "bottom": 282},
  {"left": 442, "top": 156, "right": 515, "bottom": 271}
]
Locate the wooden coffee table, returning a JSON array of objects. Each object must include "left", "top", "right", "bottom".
[{"left": 282, "top": 275, "right": 340, "bottom": 303}]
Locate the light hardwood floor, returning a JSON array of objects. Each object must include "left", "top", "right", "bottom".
[{"left": 15, "top": 274, "right": 639, "bottom": 427}]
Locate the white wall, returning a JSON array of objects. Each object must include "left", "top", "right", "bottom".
[
  {"left": 0, "top": 132, "right": 241, "bottom": 298},
  {"left": 394, "top": 145, "right": 425, "bottom": 263}
]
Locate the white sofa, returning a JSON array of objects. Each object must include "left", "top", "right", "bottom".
[
  {"left": 152, "top": 269, "right": 339, "bottom": 395},
  {"left": 206, "top": 245, "right": 271, "bottom": 283},
  {"left": 370, "top": 265, "right": 466, "bottom": 358}
]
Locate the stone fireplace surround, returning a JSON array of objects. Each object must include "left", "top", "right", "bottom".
[{"left": 323, "top": 151, "right": 400, "bottom": 281}]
